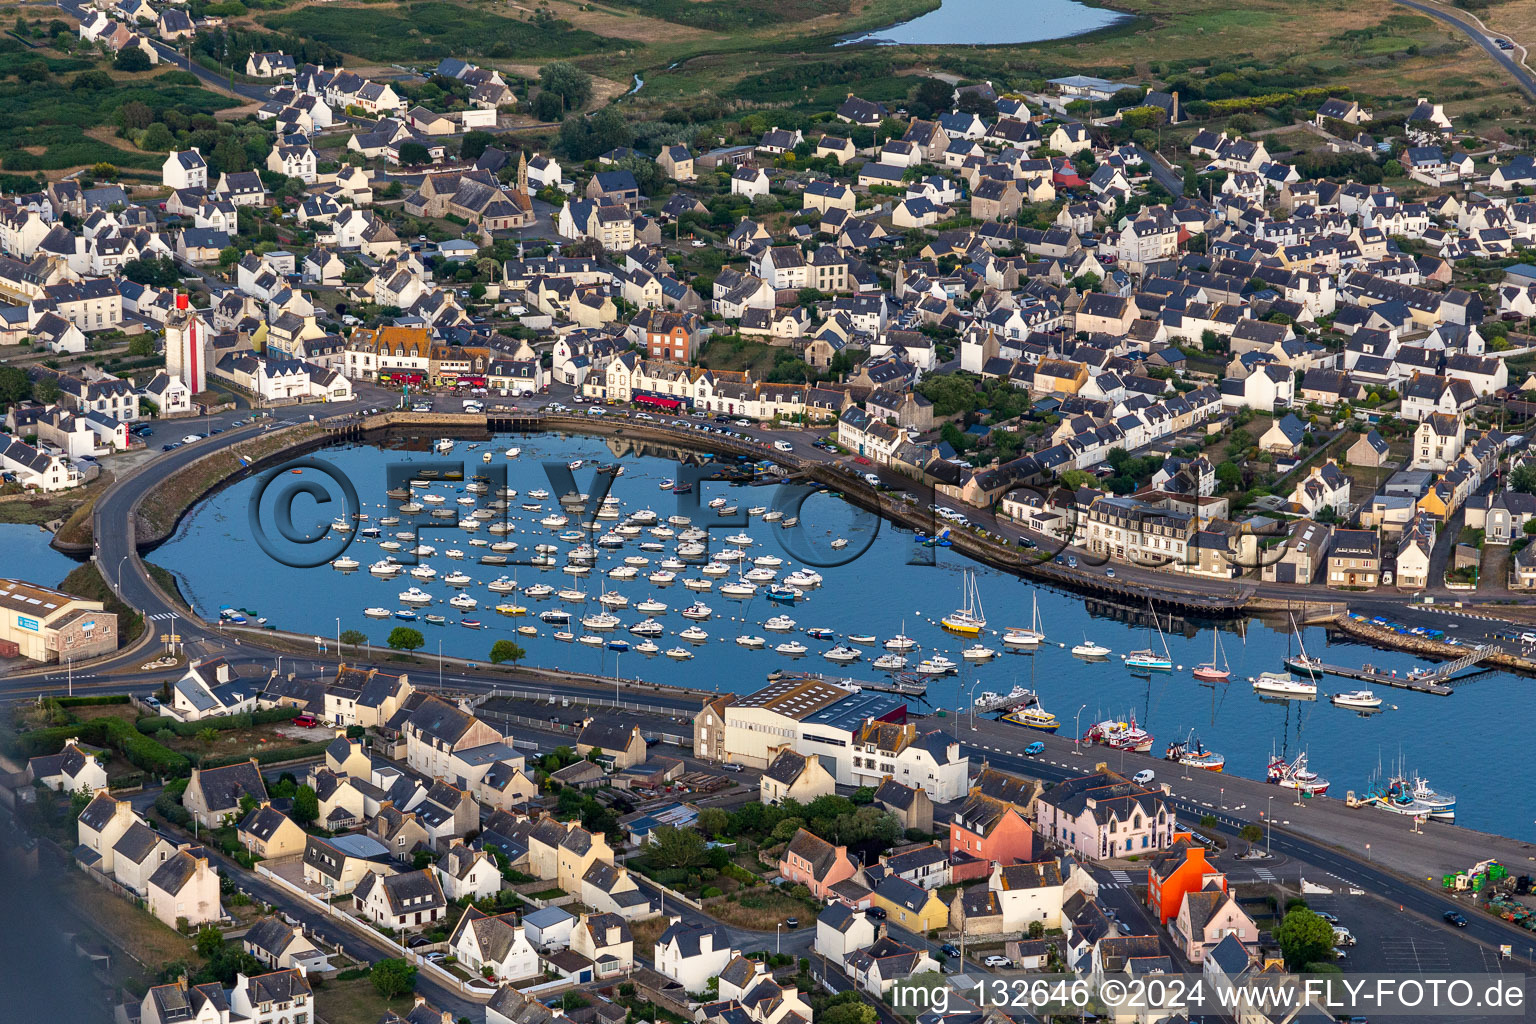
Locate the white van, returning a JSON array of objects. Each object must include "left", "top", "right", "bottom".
[
  {"left": 1132, "top": 769, "right": 1156, "bottom": 785},
  {"left": 773, "top": 440, "right": 793, "bottom": 452}
]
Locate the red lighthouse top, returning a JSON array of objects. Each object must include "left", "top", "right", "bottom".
[{"left": 176, "top": 292, "right": 189, "bottom": 310}]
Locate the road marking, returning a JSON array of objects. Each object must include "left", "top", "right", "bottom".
[
  {"left": 1110, "top": 870, "right": 1135, "bottom": 884},
  {"left": 1253, "top": 867, "right": 1276, "bottom": 881},
  {"left": 148, "top": 612, "right": 177, "bottom": 621}
]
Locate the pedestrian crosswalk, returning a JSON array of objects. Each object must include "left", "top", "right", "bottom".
[
  {"left": 1253, "top": 867, "right": 1276, "bottom": 881},
  {"left": 149, "top": 612, "right": 177, "bottom": 621},
  {"left": 1109, "top": 869, "right": 1135, "bottom": 885}
]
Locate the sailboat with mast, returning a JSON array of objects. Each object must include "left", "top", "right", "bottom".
[
  {"left": 1192, "top": 629, "right": 1231, "bottom": 683},
  {"left": 940, "top": 570, "right": 987, "bottom": 636},
  {"left": 1282, "top": 612, "right": 1323, "bottom": 679},
  {"left": 1124, "top": 601, "right": 1173, "bottom": 671},
  {"left": 1002, "top": 593, "right": 1046, "bottom": 648}
]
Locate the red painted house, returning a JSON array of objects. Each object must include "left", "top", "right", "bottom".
[
  {"left": 948, "top": 790, "right": 1035, "bottom": 881},
  {"left": 1145, "top": 834, "right": 1226, "bottom": 925}
]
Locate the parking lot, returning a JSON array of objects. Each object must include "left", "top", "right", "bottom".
[{"left": 1305, "top": 889, "right": 1512, "bottom": 975}]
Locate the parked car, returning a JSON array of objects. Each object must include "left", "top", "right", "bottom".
[
  {"left": 982, "top": 955, "right": 1012, "bottom": 968},
  {"left": 292, "top": 714, "right": 319, "bottom": 727},
  {"left": 865, "top": 906, "right": 887, "bottom": 920},
  {"left": 784, "top": 917, "right": 798, "bottom": 929},
  {"left": 939, "top": 943, "right": 961, "bottom": 958},
  {"left": 181, "top": 434, "right": 203, "bottom": 444},
  {"left": 1023, "top": 741, "right": 1045, "bottom": 755}
]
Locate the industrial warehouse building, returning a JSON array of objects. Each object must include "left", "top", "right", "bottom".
[{"left": 0, "top": 579, "right": 118, "bottom": 663}]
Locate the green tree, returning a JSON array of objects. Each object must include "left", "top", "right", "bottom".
[
  {"left": 650, "top": 825, "right": 707, "bottom": 869},
  {"left": 1215, "top": 461, "right": 1244, "bottom": 492},
  {"left": 195, "top": 926, "right": 224, "bottom": 959},
  {"left": 398, "top": 142, "right": 431, "bottom": 167},
  {"left": 114, "top": 47, "right": 152, "bottom": 72},
  {"left": 370, "top": 958, "right": 417, "bottom": 999},
  {"left": 33, "top": 378, "right": 60, "bottom": 404},
  {"left": 1276, "top": 907, "right": 1335, "bottom": 969},
  {"left": 696, "top": 807, "right": 730, "bottom": 839},
  {"left": 388, "top": 627, "right": 425, "bottom": 652},
  {"left": 340, "top": 629, "right": 367, "bottom": 650},
  {"left": 140, "top": 123, "right": 175, "bottom": 152},
  {"left": 539, "top": 61, "right": 592, "bottom": 112},
  {"left": 771, "top": 816, "right": 805, "bottom": 843},
  {"left": 459, "top": 130, "right": 497, "bottom": 162},
  {"left": 128, "top": 334, "right": 157, "bottom": 358},
  {"left": 217, "top": 246, "right": 240, "bottom": 268},
  {"left": 291, "top": 783, "right": 319, "bottom": 826},
  {"left": 1240, "top": 824, "right": 1263, "bottom": 844},
  {"left": 820, "top": 995, "right": 878, "bottom": 1024},
  {"left": 0, "top": 366, "right": 31, "bottom": 404},
  {"left": 488, "top": 640, "right": 525, "bottom": 665},
  {"left": 1511, "top": 463, "right": 1536, "bottom": 495}
]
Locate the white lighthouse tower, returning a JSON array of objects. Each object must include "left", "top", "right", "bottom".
[{"left": 164, "top": 292, "right": 207, "bottom": 394}]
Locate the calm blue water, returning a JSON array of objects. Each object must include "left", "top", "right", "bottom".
[
  {"left": 845, "top": 0, "right": 1125, "bottom": 46},
  {"left": 2, "top": 523, "right": 83, "bottom": 590},
  {"left": 155, "top": 436, "right": 1534, "bottom": 839}
]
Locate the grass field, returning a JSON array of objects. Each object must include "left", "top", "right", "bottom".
[
  {"left": 260, "top": 1, "right": 623, "bottom": 63},
  {"left": 314, "top": 975, "right": 417, "bottom": 1024}
]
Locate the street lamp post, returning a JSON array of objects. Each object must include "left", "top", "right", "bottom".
[
  {"left": 1073, "top": 704, "right": 1086, "bottom": 755},
  {"left": 776, "top": 923, "right": 782, "bottom": 955},
  {"left": 335, "top": 617, "right": 341, "bottom": 657},
  {"left": 1266, "top": 796, "right": 1273, "bottom": 856},
  {"left": 117, "top": 555, "right": 128, "bottom": 596},
  {"left": 438, "top": 638, "right": 443, "bottom": 688}
]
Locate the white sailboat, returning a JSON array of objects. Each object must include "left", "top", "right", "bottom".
[{"left": 1002, "top": 593, "right": 1046, "bottom": 648}]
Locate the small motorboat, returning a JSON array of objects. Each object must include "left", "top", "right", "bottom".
[
  {"left": 607, "top": 638, "right": 631, "bottom": 652},
  {"left": 846, "top": 633, "right": 877, "bottom": 646},
  {"left": 554, "top": 630, "right": 575, "bottom": 642},
  {"left": 659, "top": 478, "right": 675, "bottom": 490},
  {"left": 487, "top": 577, "right": 518, "bottom": 593},
  {"left": 496, "top": 603, "right": 527, "bottom": 617},
  {"left": 823, "top": 645, "right": 861, "bottom": 663},
  {"left": 635, "top": 640, "right": 660, "bottom": 654},
  {"left": 776, "top": 640, "right": 809, "bottom": 656},
  {"left": 364, "top": 607, "right": 391, "bottom": 618},
  {"left": 410, "top": 565, "right": 438, "bottom": 581},
  {"left": 395, "top": 609, "right": 418, "bottom": 620},
  {"left": 444, "top": 571, "right": 473, "bottom": 586},
  {"left": 873, "top": 653, "right": 907, "bottom": 671},
  {"left": 962, "top": 643, "right": 998, "bottom": 661},
  {"left": 679, "top": 625, "right": 710, "bottom": 642},
  {"left": 804, "top": 627, "right": 835, "bottom": 640},
  {"left": 399, "top": 588, "right": 433, "bottom": 605},
  {"left": 684, "top": 578, "right": 713, "bottom": 591},
  {"left": 1072, "top": 639, "right": 1111, "bottom": 658},
  {"left": 720, "top": 580, "right": 757, "bottom": 598},
  {"left": 540, "top": 609, "right": 571, "bottom": 624},
  {"left": 680, "top": 602, "right": 711, "bottom": 620},
  {"left": 505, "top": 447, "right": 521, "bottom": 458},
  {"left": 517, "top": 624, "right": 538, "bottom": 636},
  {"left": 701, "top": 562, "right": 730, "bottom": 576},
  {"left": 581, "top": 610, "right": 621, "bottom": 630},
  {"left": 446, "top": 548, "right": 466, "bottom": 560},
  {"left": 637, "top": 597, "right": 669, "bottom": 614},
  {"left": 525, "top": 583, "right": 554, "bottom": 598},
  {"left": 629, "top": 618, "right": 665, "bottom": 637},
  {"left": 449, "top": 593, "right": 478, "bottom": 610},
  {"left": 1331, "top": 689, "right": 1383, "bottom": 710},
  {"left": 600, "top": 591, "right": 629, "bottom": 609},
  {"left": 577, "top": 634, "right": 603, "bottom": 646},
  {"left": 665, "top": 646, "right": 693, "bottom": 660},
  {"left": 557, "top": 587, "right": 588, "bottom": 602},
  {"left": 735, "top": 635, "right": 766, "bottom": 649},
  {"left": 764, "top": 615, "right": 796, "bottom": 632},
  {"left": 915, "top": 655, "right": 958, "bottom": 676},
  {"left": 725, "top": 533, "right": 754, "bottom": 546},
  {"left": 331, "top": 556, "right": 360, "bottom": 570},
  {"left": 830, "top": 538, "right": 848, "bottom": 549},
  {"left": 648, "top": 570, "right": 677, "bottom": 584}
]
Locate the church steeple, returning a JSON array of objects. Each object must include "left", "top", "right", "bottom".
[{"left": 516, "top": 150, "right": 528, "bottom": 194}]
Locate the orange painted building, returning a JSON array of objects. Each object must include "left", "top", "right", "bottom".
[
  {"left": 948, "top": 791, "right": 1035, "bottom": 872},
  {"left": 1145, "top": 835, "right": 1227, "bottom": 925}
]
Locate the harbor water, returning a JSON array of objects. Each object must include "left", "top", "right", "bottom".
[{"left": 153, "top": 434, "right": 1535, "bottom": 839}]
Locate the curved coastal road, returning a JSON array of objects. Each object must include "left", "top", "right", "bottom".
[{"left": 1394, "top": 0, "right": 1536, "bottom": 99}]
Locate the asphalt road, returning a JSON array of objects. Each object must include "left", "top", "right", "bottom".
[
  {"left": 55, "top": 0, "right": 265, "bottom": 99},
  {"left": 1392, "top": 0, "right": 1536, "bottom": 100}
]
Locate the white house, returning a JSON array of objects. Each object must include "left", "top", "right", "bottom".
[
  {"left": 654, "top": 917, "right": 736, "bottom": 995},
  {"left": 162, "top": 149, "right": 207, "bottom": 191},
  {"left": 450, "top": 908, "right": 540, "bottom": 983},
  {"left": 435, "top": 841, "right": 502, "bottom": 901}
]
